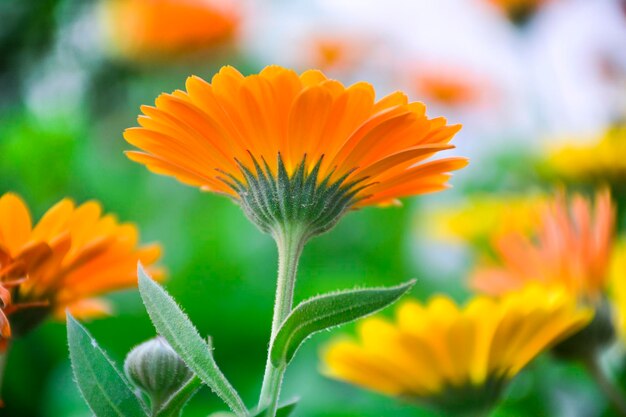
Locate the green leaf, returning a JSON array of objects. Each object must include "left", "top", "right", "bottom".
[
  {"left": 250, "top": 398, "right": 300, "bottom": 417},
  {"left": 66, "top": 313, "right": 148, "bottom": 417},
  {"left": 270, "top": 280, "right": 415, "bottom": 366},
  {"left": 251, "top": 398, "right": 299, "bottom": 417},
  {"left": 137, "top": 264, "right": 248, "bottom": 417},
  {"left": 156, "top": 375, "right": 202, "bottom": 417}
]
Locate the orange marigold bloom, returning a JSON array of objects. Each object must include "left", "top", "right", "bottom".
[
  {"left": 305, "top": 35, "right": 367, "bottom": 74},
  {"left": 103, "top": 0, "right": 239, "bottom": 59},
  {"left": 124, "top": 65, "right": 467, "bottom": 236},
  {"left": 471, "top": 190, "right": 615, "bottom": 301},
  {"left": 0, "top": 193, "right": 162, "bottom": 350},
  {"left": 487, "top": 0, "right": 548, "bottom": 25},
  {"left": 414, "top": 69, "right": 481, "bottom": 108}
]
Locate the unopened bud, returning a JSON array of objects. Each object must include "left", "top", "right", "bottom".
[{"left": 124, "top": 337, "right": 192, "bottom": 409}]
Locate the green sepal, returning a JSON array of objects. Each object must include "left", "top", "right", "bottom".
[
  {"left": 155, "top": 375, "right": 202, "bottom": 417},
  {"left": 218, "top": 153, "right": 369, "bottom": 238},
  {"left": 270, "top": 280, "right": 415, "bottom": 367},
  {"left": 137, "top": 264, "right": 248, "bottom": 417},
  {"left": 251, "top": 398, "right": 299, "bottom": 417},
  {"left": 66, "top": 313, "right": 149, "bottom": 417}
]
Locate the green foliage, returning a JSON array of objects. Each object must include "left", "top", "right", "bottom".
[
  {"left": 137, "top": 264, "right": 248, "bottom": 417},
  {"left": 270, "top": 280, "right": 415, "bottom": 367},
  {"left": 252, "top": 399, "right": 299, "bottom": 417},
  {"left": 156, "top": 376, "right": 203, "bottom": 417},
  {"left": 66, "top": 313, "right": 149, "bottom": 417}
]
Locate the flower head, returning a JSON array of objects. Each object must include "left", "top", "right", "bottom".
[
  {"left": 413, "top": 68, "right": 482, "bottom": 108},
  {"left": 322, "top": 285, "right": 591, "bottom": 415},
  {"left": 0, "top": 193, "right": 162, "bottom": 350},
  {"left": 471, "top": 190, "right": 615, "bottom": 301},
  {"left": 102, "top": 0, "right": 239, "bottom": 60},
  {"left": 428, "top": 194, "right": 545, "bottom": 247},
  {"left": 304, "top": 35, "right": 368, "bottom": 74},
  {"left": 487, "top": 0, "right": 549, "bottom": 26},
  {"left": 546, "top": 125, "right": 626, "bottom": 192},
  {"left": 124, "top": 65, "right": 467, "bottom": 238},
  {"left": 610, "top": 240, "right": 626, "bottom": 341}
]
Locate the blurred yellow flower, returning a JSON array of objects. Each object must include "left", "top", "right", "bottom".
[
  {"left": 471, "top": 190, "right": 615, "bottom": 301},
  {"left": 428, "top": 194, "right": 545, "bottom": 246},
  {"left": 547, "top": 126, "right": 626, "bottom": 189},
  {"left": 322, "top": 285, "right": 591, "bottom": 414},
  {"left": 0, "top": 193, "right": 163, "bottom": 351},
  {"left": 102, "top": 0, "right": 239, "bottom": 60},
  {"left": 609, "top": 240, "right": 626, "bottom": 341}
]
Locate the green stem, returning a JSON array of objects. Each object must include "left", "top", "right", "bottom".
[
  {"left": 258, "top": 224, "right": 308, "bottom": 417},
  {"left": 583, "top": 354, "right": 626, "bottom": 417},
  {"left": 0, "top": 346, "right": 7, "bottom": 407}
]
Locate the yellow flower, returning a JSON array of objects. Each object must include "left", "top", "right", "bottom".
[
  {"left": 322, "top": 285, "right": 591, "bottom": 414},
  {"left": 0, "top": 193, "right": 163, "bottom": 350},
  {"left": 546, "top": 125, "right": 626, "bottom": 189},
  {"left": 102, "top": 0, "right": 239, "bottom": 60},
  {"left": 428, "top": 194, "right": 545, "bottom": 246},
  {"left": 124, "top": 65, "right": 467, "bottom": 237},
  {"left": 609, "top": 240, "right": 626, "bottom": 341}
]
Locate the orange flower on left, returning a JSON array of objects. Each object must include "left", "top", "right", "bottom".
[
  {"left": 0, "top": 193, "right": 163, "bottom": 351},
  {"left": 103, "top": 0, "right": 239, "bottom": 60}
]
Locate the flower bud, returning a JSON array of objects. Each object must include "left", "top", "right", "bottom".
[{"left": 124, "top": 337, "right": 192, "bottom": 409}]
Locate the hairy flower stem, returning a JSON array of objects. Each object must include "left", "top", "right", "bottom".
[
  {"left": 258, "top": 224, "right": 308, "bottom": 417},
  {"left": 583, "top": 354, "right": 626, "bottom": 417}
]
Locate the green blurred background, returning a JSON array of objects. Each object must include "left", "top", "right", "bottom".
[{"left": 1, "top": 0, "right": 626, "bottom": 415}]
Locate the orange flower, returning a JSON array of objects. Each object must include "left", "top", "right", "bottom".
[
  {"left": 124, "top": 65, "right": 467, "bottom": 235},
  {"left": 414, "top": 68, "right": 482, "bottom": 108},
  {"left": 0, "top": 193, "right": 162, "bottom": 350},
  {"left": 487, "top": 0, "right": 549, "bottom": 25},
  {"left": 471, "top": 190, "right": 615, "bottom": 301},
  {"left": 306, "top": 35, "right": 367, "bottom": 74},
  {"left": 103, "top": 0, "right": 239, "bottom": 59}
]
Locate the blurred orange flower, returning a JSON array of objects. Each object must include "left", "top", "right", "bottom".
[
  {"left": 103, "top": 0, "right": 239, "bottom": 59},
  {"left": 471, "top": 190, "right": 615, "bottom": 301},
  {"left": 305, "top": 35, "right": 367, "bottom": 74},
  {"left": 125, "top": 65, "right": 467, "bottom": 209},
  {"left": 414, "top": 69, "right": 482, "bottom": 108},
  {"left": 0, "top": 193, "right": 163, "bottom": 351},
  {"left": 487, "top": 0, "right": 548, "bottom": 25}
]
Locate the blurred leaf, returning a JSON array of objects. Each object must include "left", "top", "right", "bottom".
[
  {"left": 66, "top": 313, "right": 148, "bottom": 417},
  {"left": 156, "top": 375, "right": 202, "bottom": 417},
  {"left": 270, "top": 280, "right": 415, "bottom": 367},
  {"left": 137, "top": 263, "right": 248, "bottom": 417}
]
